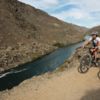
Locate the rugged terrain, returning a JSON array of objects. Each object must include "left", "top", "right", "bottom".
[
  {"left": 0, "top": 0, "right": 100, "bottom": 99},
  {"left": 0, "top": 48, "right": 100, "bottom": 100},
  {"left": 87, "top": 25, "right": 100, "bottom": 35},
  {"left": 0, "top": 0, "right": 87, "bottom": 46},
  {"left": 0, "top": 0, "right": 87, "bottom": 72}
]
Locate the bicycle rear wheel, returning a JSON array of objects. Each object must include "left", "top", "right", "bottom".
[
  {"left": 79, "top": 54, "right": 92, "bottom": 73},
  {"left": 97, "top": 70, "right": 100, "bottom": 79}
]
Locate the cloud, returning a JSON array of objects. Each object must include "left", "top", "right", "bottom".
[
  {"left": 54, "top": 9, "right": 91, "bottom": 20},
  {"left": 66, "top": 0, "right": 100, "bottom": 12},
  {"left": 51, "top": 0, "right": 100, "bottom": 27},
  {"left": 18, "top": 0, "right": 59, "bottom": 9},
  {"left": 18, "top": 0, "right": 100, "bottom": 27},
  {"left": 41, "top": 0, "right": 59, "bottom": 7}
]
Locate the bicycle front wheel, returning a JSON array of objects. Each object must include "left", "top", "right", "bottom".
[{"left": 79, "top": 54, "right": 92, "bottom": 73}]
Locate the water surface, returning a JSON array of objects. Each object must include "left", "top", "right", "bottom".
[{"left": 0, "top": 42, "right": 82, "bottom": 91}]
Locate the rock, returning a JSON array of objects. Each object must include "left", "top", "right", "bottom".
[{"left": 0, "top": 67, "right": 4, "bottom": 72}]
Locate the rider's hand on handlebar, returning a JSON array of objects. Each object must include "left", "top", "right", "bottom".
[{"left": 81, "top": 45, "right": 85, "bottom": 49}]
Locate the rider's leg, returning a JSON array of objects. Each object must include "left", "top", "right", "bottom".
[
  {"left": 94, "top": 51, "right": 98, "bottom": 61},
  {"left": 94, "top": 50, "right": 99, "bottom": 66},
  {"left": 90, "top": 48, "right": 96, "bottom": 59},
  {"left": 97, "top": 48, "right": 100, "bottom": 60}
]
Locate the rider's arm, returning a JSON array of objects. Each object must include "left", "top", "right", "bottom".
[
  {"left": 95, "top": 37, "right": 100, "bottom": 49},
  {"left": 82, "top": 40, "right": 90, "bottom": 48},
  {"left": 82, "top": 37, "right": 92, "bottom": 48},
  {"left": 94, "top": 42, "right": 100, "bottom": 50}
]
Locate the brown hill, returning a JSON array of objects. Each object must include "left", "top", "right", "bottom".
[
  {"left": 0, "top": 0, "right": 88, "bottom": 72},
  {"left": 0, "top": 0, "right": 87, "bottom": 47},
  {"left": 87, "top": 26, "right": 100, "bottom": 35}
]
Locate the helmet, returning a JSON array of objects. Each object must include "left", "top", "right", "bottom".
[{"left": 91, "top": 31, "right": 99, "bottom": 36}]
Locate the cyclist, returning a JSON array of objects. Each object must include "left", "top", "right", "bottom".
[{"left": 82, "top": 31, "right": 100, "bottom": 64}]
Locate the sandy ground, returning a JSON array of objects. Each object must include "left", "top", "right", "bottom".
[{"left": 0, "top": 67, "right": 100, "bottom": 100}]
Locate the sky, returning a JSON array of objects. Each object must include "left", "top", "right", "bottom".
[{"left": 18, "top": 0, "right": 100, "bottom": 28}]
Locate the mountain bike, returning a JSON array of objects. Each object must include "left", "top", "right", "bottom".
[{"left": 78, "top": 47, "right": 100, "bottom": 79}]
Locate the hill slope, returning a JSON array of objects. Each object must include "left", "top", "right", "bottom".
[
  {"left": 0, "top": 0, "right": 87, "bottom": 72},
  {"left": 0, "top": 0, "right": 87, "bottom": 47},
  {"left": 87, "top": 25, "right": 100, "bottom": 35}
]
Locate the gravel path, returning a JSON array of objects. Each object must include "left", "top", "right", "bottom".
[{"left": 0, "top": 67, "right": 100, "bottom": 100}]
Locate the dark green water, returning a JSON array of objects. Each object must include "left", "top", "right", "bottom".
[{"left": 0, "top": 42, "right": 82, "bottom": 91}]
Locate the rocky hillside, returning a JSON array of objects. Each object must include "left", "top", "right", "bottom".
[
  {"left": 0, "top": 0, "right": 87, "bottom": 47},
  {"left": 87, "top": 25, "right": 100, "bottom": 35},
  {"left": 0, "top": 0, "right": 87, "bottom": 72}
]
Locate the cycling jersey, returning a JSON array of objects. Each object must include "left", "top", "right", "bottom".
[{"left": 89, "top": 37, "right": 100, "bottom": 47}]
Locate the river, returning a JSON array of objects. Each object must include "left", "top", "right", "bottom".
[{"left": 0, "top": 42, "right": 83, "bottom": 91}]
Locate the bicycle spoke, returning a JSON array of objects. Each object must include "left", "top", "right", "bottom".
[{"left": 79, "top": 54, "right": 91, "bottom": 73}]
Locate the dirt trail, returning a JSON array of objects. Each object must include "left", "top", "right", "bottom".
[{"left": 0, "top": 67, "right": 100, "bottom": 100}]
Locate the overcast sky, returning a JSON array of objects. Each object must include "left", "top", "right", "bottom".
[{"left": 18, "top": 0, "right": 100, "bottom": 28}]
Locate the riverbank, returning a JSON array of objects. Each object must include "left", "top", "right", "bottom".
[
  {"left": 0, "top": 42, "right": 83, "bottom": 91},
  {"left": 0, "top": 48, "right": 100, "bottom": 100},
  {"left": 0, "top": 0, "right": 88, "bottom": 73},
  {"left": 0, "top": 39, "right": 83, "bottom": 73},
  {"left": 0, "top": 41, "right": 57, "bottom": 73}
]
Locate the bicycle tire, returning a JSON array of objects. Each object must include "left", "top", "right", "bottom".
[
  {"left": 79, "top": 54, "right": 92, "bottom": 73},
  {"left": 97, "top": 70, "right": 100, "bottom": 79}
]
